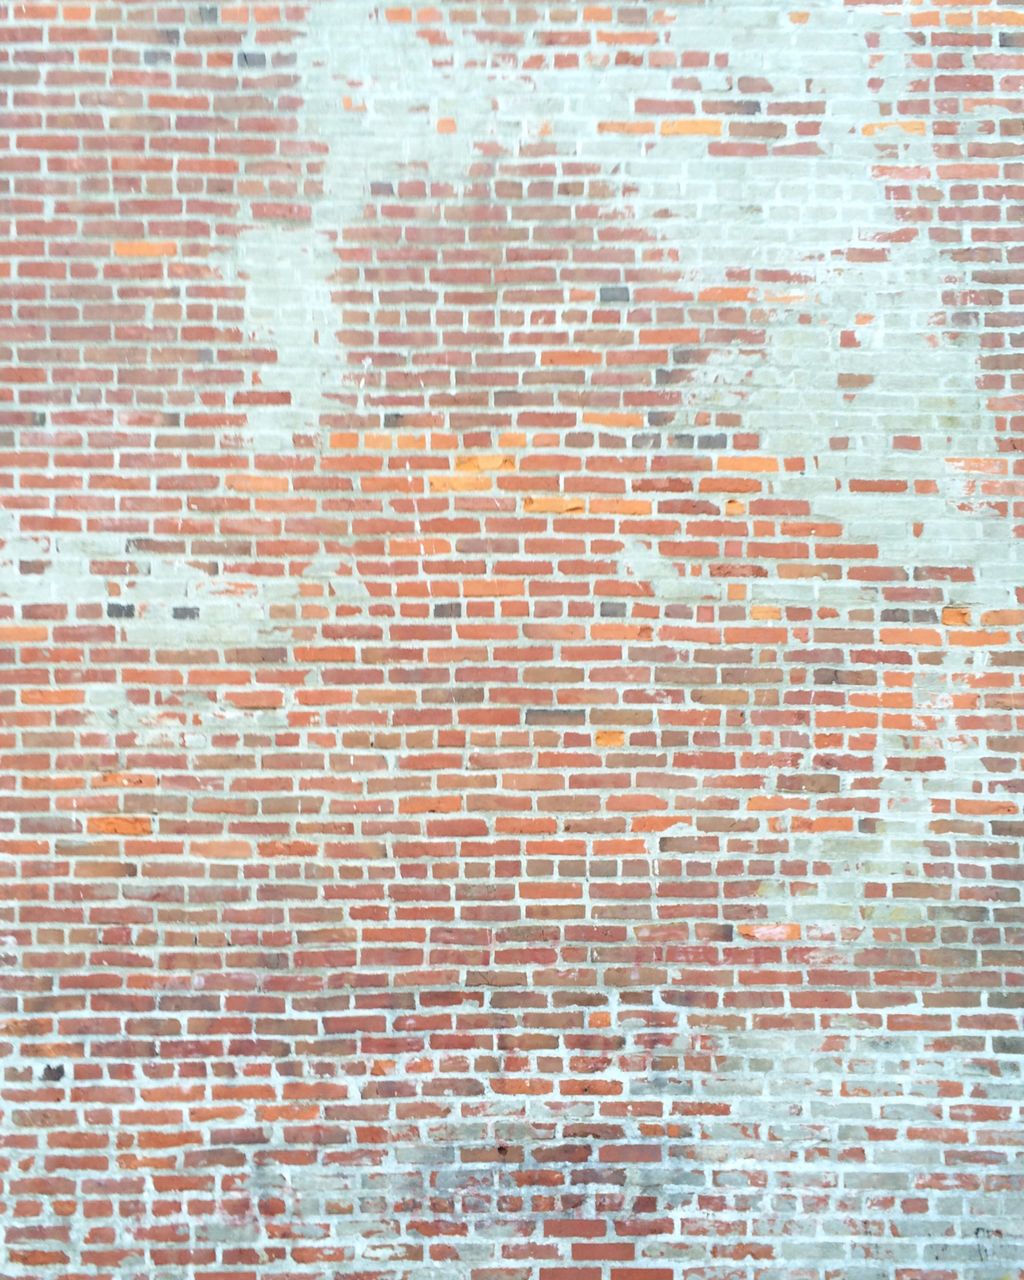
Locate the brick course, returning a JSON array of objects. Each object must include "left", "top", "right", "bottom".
[{"left": 1, "top": 2, "right": 1023, "bottom": 1277}]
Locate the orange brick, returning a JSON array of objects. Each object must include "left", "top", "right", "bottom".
[
  {"left": 113, "top": 240, "right": 177, "bottom": 258},
  {"left": 87, "top": 816, "right": 152, "bottom": 836},
  {"left": 660, "top": 119, "right": 722, "bottom": 136}
]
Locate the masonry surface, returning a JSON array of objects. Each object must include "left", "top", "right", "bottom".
[{"left": 1, "top": 2, "right": 1024, "bottom": 1278}]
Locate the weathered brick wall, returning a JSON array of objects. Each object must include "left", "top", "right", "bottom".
[{"left": 2, "top": 2, "right": 1023, "bottom": 1277}]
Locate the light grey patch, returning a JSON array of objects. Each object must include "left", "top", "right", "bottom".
[
  {"left": 731, "top": 241, "right": 1021, "bottom": 608},
  {"left": 296, "top": 550, "right": 370, "bottom": 605},
  {"left": 219, "top": 230, "right": 345, "bottom": 452},
  {"left": 617, "top": 537, "right": 717, "bottom": 605},
  {"left": 0, "top": 507, "right": 55, "bottom": 602}
]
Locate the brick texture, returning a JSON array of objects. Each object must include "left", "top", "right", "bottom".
[{"left": 2, "top": 2, "right": 1024, "bottom": 1277}]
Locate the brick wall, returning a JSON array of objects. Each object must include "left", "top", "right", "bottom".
[{"left": 1, "top": 3, "right": 1023, "bottom": 1277}]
